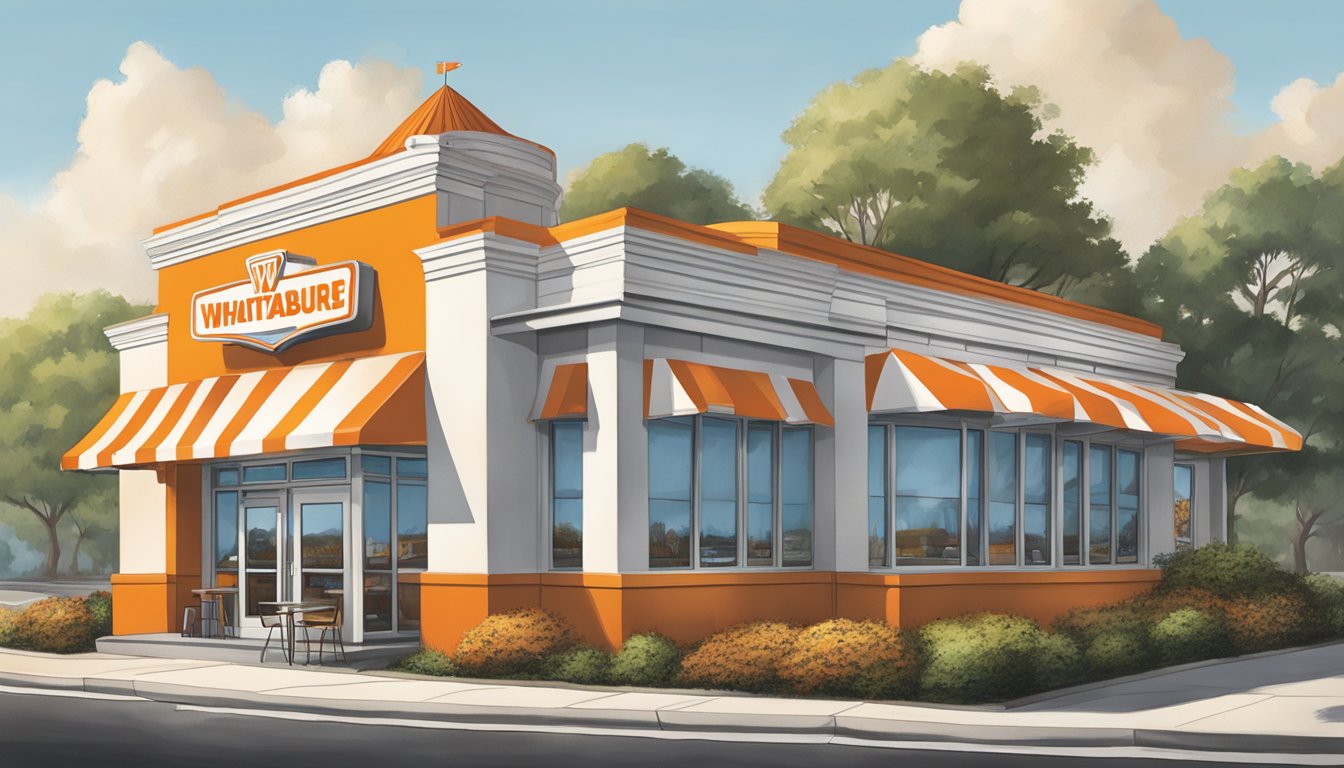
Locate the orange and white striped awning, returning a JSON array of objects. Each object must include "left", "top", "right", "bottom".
[
  {"left": 644, "top": 358, "right": 833, "bottom": 426},
  {"left": 63, "top": 352, "right": 425, "bottom": 470},
  {"left": 865, "top": 348, "right": 1300, "bottom": 454},
  {"left": 531, "top": 362, "right": 588, "bottom": 421}
]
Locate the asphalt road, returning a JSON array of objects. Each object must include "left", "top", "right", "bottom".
[{"left": 0, "top": 689, "right": 1307, "bottom": 768}]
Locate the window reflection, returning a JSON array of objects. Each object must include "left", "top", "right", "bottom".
[
  {"left": 747, "top": 424, "right": 775, "bottom": 567},
  {"left": 894, "top": 426, "right": 961, "bottom": 565},
  {"left": 867, "top": 425, "right": 888, "bottom": 567},
  {"left": 1089, "top": 445, "right": 1113, "bottom": 564},
  {"left": 551, "top": 421, "right": 584, "bottom": 569},
  {"left": 397, "top": 482, "right": 428, "bottom": 570},
  {"left": 1174, "top": 464, "right": 1194, "bottom": 551},
  {"left": 648, "top": 418, "right": 693, "bottom": 568},
  {"left": 966, "top": 430, "right": 983, "bottom": 566},
  {"left": 781, "top": 427, "right": 813, "bottom": 567},
  {"left": 1117, "top": 450, "right": 1140, "bottom": 563},
  {"left": 988, "top": 432, "right": 1018, "bottom": 566},
  {"left": 699, "top": 418, "right": 739, "bottom": 567},
  {"left": 1063, "top": 441, "right": 1083, "bottom": 565},
  {"left": 1024, "top": 434, "right": 1051, "bottom": 565}
]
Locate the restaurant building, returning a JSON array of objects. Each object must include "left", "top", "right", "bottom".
[{"left": 64, "top": 85, "right": 1301, "bottom": 651}]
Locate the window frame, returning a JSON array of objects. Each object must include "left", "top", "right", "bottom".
[
  {"left": 547, "top": 419, "right": 586, "bottom": 571},
  {"left": 643, "top": 414, "right": 814, "bottom": 571},
  {"left": 867, "top": 415, "right": 1147, "bottom": 571}
]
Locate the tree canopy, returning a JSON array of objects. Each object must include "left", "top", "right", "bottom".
[
  {"left": 560, "top": 143, "right": 755, "bottom": 224},
  {"left": 0, "top": 291, "right": 149, "bottom": 576},
  {"left": 763, "top": 61, "right": 1125, "bottom": 296},
  {"left": 1135, "top": 157, "right": 1344, "bottom": 555}
]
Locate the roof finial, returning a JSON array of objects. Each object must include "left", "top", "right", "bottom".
[{"left": 436, "top": 61, "right": 461, "bottom": 86}]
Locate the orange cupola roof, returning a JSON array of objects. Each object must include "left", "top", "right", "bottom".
[
  {"left": 153, "top": 84, "right": 551, "bottom": 234},
  {"left": 367, "top": 85, "right": 552, "bottom": 159}
]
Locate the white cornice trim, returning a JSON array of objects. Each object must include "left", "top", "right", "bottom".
[
  {"left": 416, "top": 232, "right": 540, "bottom": 283},
  {"left": 104, "top": 313, "right": 169, "bottom": 351},
  {"left": 143, "top": 131, "right": 561, "bottom": 271}
]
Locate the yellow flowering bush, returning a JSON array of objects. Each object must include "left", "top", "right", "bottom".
[
  {"left": 778, "top": 618, "right": 916, "bottom": 699},
  {"left": 677, "top": 621, "right": 799, "bottom": 693},
  {"left": 453, "top": 608, "right": 575, "bottom": 677}
]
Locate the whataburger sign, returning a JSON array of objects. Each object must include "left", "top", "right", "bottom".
[{"left": 191, "top": 251, "right": 375, "bottom": 352}]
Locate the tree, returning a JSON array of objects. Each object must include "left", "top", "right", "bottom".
[
  {"left": 0, "top": 291, "right": 149, "bottom": 578},
  {"left": 763, "top": 61, "right": 1126, "bottom": 295},
  {"left": 560, "top": 143, "right": 755, "bottom": 224},
  {"left": 1135, "top": 157, "right": 1344, "bottom": 546}
]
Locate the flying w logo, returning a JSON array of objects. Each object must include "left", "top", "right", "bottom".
[{"left": 246, "top": 252, "right": 285, "bottom": 294}]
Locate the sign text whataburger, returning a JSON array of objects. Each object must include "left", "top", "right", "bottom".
[{"left": 191, "top": 251, "right": 375, "bottom": 352}]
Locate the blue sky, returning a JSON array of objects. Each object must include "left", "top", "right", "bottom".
[{"left": 3, "top": 0, "right": 1342, "bottom": 207}]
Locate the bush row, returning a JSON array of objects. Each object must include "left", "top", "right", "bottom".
[
  {"left": 0, "top": 592, "right": 112, "bottom": 654},
  {"left": 395, "top": 545, "right": 1344, "bottom": 704}
]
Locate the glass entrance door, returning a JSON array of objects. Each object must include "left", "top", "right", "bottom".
[
  {"left": 290, "top": 488, "right": 347, "bottom": 610},
  {"left": 242, "top": 495, "right": 282, "bottom": 618}
]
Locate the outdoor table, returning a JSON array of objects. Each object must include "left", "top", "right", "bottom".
[
  {"left": 259, "top": 600, "right": 336, "bottom": 666},
  {"left": 190, "top": 587, "right": 238, "bottom": 638}
]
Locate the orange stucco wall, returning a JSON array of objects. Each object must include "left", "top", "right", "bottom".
[
  {"left": 156, "top": 194, "right": 439, "bottom": 383},
  {"left": 418, "top": 569, "right": 1161, "bottom": 652}
]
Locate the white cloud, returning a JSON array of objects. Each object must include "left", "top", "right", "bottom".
[
  {"left": 3, "top": 43, "right": 423, "bottom": 316},
  {"left": 913, "top": 0, "right": 1344, "bottom": 254}
]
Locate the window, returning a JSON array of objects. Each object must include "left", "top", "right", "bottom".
[
  {"left": 292, "top": 457, "right": 347, "bottom": 480},
  {"left": 242, "top": 463, "right": 286, "bottom": 484},
  {"left": 1024, "top": 434, "right": 1052, "bottom": 566},
  {"left": 867, "top": 425, "right": 888, "bottom": 567},
  {"left": 363, "top": 479, "right": 393, "bottom": 632},
  {"left": 550, "top": 421, "right": 584, "bottom": 569},
  {"left": 872, "top": 423, "right": 1140, "bottom": 569},
  {"left": 1174, "top": 463, "right": 1194, "bottom": 551},
  {"left": 1116, "top": 449, "right": 1141, "bottom": 564},
  {"left": 648, "top": 417, "right": 693, "bottom": 568},
  {"left": 214, "top": 491, "right": 239, "bottom": 587},
  {"left": 397, "top": 482, "right": 428, "bottom": 570},
  {"left": 894, "top": 426, "right": 961, "bottom": 565},
  {"left": 647, "top": 416, "right": 813, "bottom": 569},
  {"left": 1089, "top": 444, "right": 1113, "bottom": 564},
  {"left": 987, "top": 431, "right": 1018, "bottom": 566},
  {"left": 1062, "top": 441, "right": 1083, "bottom": 564},
  {"left": 699, "top": 418, "right": 738, "bottom": 567}
]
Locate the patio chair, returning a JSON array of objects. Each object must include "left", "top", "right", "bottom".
[
  {"left": 297, "top": 600, "right": 345, "bottom": 665},
  {"left": 259, "top": 605, "right": 289, "bottom": 664}
]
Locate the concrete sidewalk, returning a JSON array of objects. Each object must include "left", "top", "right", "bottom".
[{"left": 1, "top": 643, "right": 1343, "bottom": 756}]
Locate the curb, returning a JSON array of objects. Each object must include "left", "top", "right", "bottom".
[{"left": 2, "top": 666, "right": 1341, "bottom": 755}]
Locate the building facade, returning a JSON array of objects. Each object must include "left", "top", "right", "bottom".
[{"left": 66, "top": 86, "right": 1301, "bottom": 651}]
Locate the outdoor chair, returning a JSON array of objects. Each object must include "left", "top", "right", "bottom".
[
  {"left": 298, "top": 600, "right": 345, "bottom": 665},
  {"left": 258, "top": 605, "right": 289, "bottom": 664}
]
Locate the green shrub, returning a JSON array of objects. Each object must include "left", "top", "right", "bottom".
[
  {"left": 85, "top": 591, "right": 112, "bottom": 638},
  {"left": 609, "top": 633, "right": 682, "bottom": 687},
  {"left": 1305, "top": 574, "right": 1344, "bottom": 637},
  {"left": 677, "top": 621, "right": 799, "bottom": 693},
  {"left": 1150, "top": 608, "right": 1229, "bottom": 666},
  {"left": 453, "top": 609, "right": 576, "bottom": 678},
  {"left": 777, "top": 618, "right": 917, "bottom": 700},
  {"left": 396, "top": 647, "right": 457, "bottom": 676},
  {"left": 543, "top": 646, "right": 612, "bottom": 685},
  {"left": 14, "top": 596, "right": 99, "bottom": 653},
  {"left": 1134, "top": 588, "right": 1231, "bottom": 622},
  {"left": 918, "top": 613, "right": 1081, "bottom": 704},
  {"left": 1052, "top": 602, "right": 1146, "bottom": 645},
  {"left": 1153, "top": 543, "right": 1304, "bottom": 600},
  {"left": 0, "top": 608, "right": 20, "bottom": 648},
  {"left": 1085, "top": 631, "right": 1153, "bottom": 678}
]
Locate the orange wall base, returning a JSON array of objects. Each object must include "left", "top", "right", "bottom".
[
  {"left": 110, "top": 572, "right": 203, "bottom": 635},
  {"left": 418, "top": 569, "right": 1161, "bottom": 652}
]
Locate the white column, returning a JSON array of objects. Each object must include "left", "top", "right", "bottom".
[
  {"left": 419, "top": 234, "right": 541, "bottom": 574},
  {"left": 1145, "top": 442, "right": 1176, "bottom": 564},
  {"left": 814, "top": 355, "right": 868, "bottom": 573},
  {"left": 583, "top": 322, "right": 647, "bottom": 573},
  {"left": 105, "top": 315, "right": 170, "bottom": 575}
]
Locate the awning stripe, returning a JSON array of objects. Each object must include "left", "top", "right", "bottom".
[
  {"left": 532, "top": 363, "right": 589, "bottom": 421},
  {"left": 865, "top": 348, "right": 1300, "bottom": 455},
  {"left": 645, "top": 358, "right": 833, "bottom": 426},
  {"left": 70, "top": 392, "right": 139, "bottom": 471},
  {"left": 63, "top": 352, "right": 425, "bottom": 470},
  {"left": 262, "top": 359, "right": 352, "bottom": 453}
]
